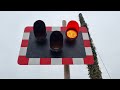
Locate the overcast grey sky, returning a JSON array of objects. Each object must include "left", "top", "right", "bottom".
[{"left": 0, "top": 11, "right": 120, "bottom": 79}]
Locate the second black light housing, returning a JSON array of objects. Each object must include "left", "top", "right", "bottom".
[
  {"left": 33, "top": 20, "right": 47, "bottom": 42},
  {"left": 50, "top": 31, "right": 63, "bottom": 52}
]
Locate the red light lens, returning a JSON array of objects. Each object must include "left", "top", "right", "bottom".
[{"left": 66, "top": 29, "right": 78, "bottom": 39}]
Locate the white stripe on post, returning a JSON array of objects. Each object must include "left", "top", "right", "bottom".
[
  {"left": 85, "top": 47, "right": 93, "bottom": 55},
  {"left": 73, "top": 58, "right": 84, "bottom": 64},
  {"left": 82, "top": 33, "right": 89, "bottom": 40},
  {"left": 52, "top": 27, "right": 61, "bottom": 31},
  {"left": 19, "top": 47, "right": 27, "bottom": 56},
  {"left": 28, "top": 58, "right": 40, "bottom": 65},
  {"left": 23, "top": 33, "right": 30, "bottom": 40},
  {"left": 51, "top": 58, "right": 62, "bottom": 65}
]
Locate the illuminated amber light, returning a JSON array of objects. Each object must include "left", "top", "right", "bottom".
[{"left": 67, "top": 30, "right": 78, "bottom": 39}]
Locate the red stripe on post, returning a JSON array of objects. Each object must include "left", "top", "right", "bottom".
[
  {"left": 40, "top": 58, "right": 51, "bottom": 65},
  {"left": 62, "top": 58, "right": 73, "bottom": 64},
  {"left": 84, "top": 56, "right": 94, "bottom": 64},
  {"left": 80, "top": 27, "right": 88, "bottom": 33},
  {"left": 18, "top": 56, "right": 29, "bottom": 65},
  {"left": 83, "top": 40, "right": 91, "bottom": 47},
  {"left": 61, "top": 27, "right": 67, "bottom": 31},
  {"left": 46, "top": 27, "right": 52, "bottom": 31},
  {"left": 24, "top": 27, "right": 33, "bottom": 32},
  {"left": 21, "top": 40, "right": 29, "bottom": 47}
]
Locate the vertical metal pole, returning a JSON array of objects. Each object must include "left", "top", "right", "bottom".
[{"left": 62, "top": 20, "right": 70, "bottom": 79}]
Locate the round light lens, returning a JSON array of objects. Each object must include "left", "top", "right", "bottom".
[{"left": 66, "top": 30, "right": 78, "bottom": 39}]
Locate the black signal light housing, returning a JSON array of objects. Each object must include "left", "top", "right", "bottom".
[
  {"left": 50, "top": 31, "right": 63, "bottom": 52},
  {"left": 33, "top": 20, "right": 47, "bottom": 42}
]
